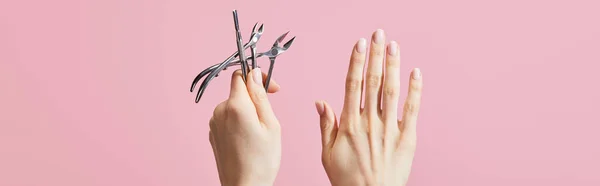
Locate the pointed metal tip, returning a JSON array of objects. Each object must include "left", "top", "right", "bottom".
[
  {"left": 258, "top": 24, "right": 264, "bottom": 32},
  {"left": 276, "top": 31, "right": 290, "bottom": 43},
  {"left": 283, "top": 36, "right": 296, "bottom": 49},
  {"left": 252, "top": 22, "right": 258, "bottom": 31}
]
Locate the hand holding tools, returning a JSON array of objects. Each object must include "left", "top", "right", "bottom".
[{"left": 189, "top": 10, "right": 295, "bottom": 103}]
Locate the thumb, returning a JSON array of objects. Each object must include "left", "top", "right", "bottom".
[
  {"left": 246, "top": 68, "right": 278, "bottom": 125},
  {"left": 315, "top": 100, "right": 338, "bottom": 149}
]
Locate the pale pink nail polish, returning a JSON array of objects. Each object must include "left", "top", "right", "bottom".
[
  {"left": 356, "top": 38, "right": 366, "bottom": 53},
  {"left": 373, "top": 29, "right": 385, "bottom": 44},
  {"left": 253, "top": 68, "right": 263, "bottom": 85},
  {"left": 388, "top": 41, "right": 398, "bottom": 56},
  {"left": 412, "top": 68, "right": 421, "bottom": 80}
]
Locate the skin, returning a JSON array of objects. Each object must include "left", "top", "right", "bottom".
[
  {"left": 208, "top": 29, "right": 423, "bottom": 186},
  {"left": 315, "top": 29, "right": 423, "bottom": 186},
  {"left": 209, "top": 69, "right": 282, "bottom": 186}
]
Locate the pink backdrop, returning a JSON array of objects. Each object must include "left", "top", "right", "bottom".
[{"left": 1, "top": 0, "right": 600, "bottom": 185}]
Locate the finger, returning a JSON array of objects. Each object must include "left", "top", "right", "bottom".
[
  {"left": 246, "top": 68, "right": 278, "bottom": 125},
  {"left": 398, "top": 119, "right": 417, "bottom": 161},
  {"left": 229, "top": 69, "right": 248, "bottom": 99},
  {"left": 316, "top": 100, "right": 338, "bottom": 150},
  {"left": 382, "top": 41, "right": 401, "bottom": 130},
  {"left": 400, "top": 68, "right": 423, "bottom": 135},
  {"left": 342, "top": 38, "right": 367, "bottom": 118},
  {"left": 364, "top": 29, "right": 386, "bottom": 115},
  {"left": 262, "top": 72, "right": 281, "bottom": 93}
]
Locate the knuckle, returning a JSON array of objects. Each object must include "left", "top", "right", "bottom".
[
  {"left": 251, "top": 90, "right": 269, "bottom": 102},
  {"left": 224, "top": 100, "right": 243, "bottom": 115},
  {"left": 320, "top": 117, "right": 335, "bottom": 132},
  {"left": 343, "top": 121, "right": 363, "bottom": 137},
  {"left": 351, "top": 54, "right": 365, "bottom": 65},
  {"left": 209, "top": 117, "right": 216, "bottom": 130},
  {"left": 213, "top": 102, "right": 227, "bottom": 117},
  {"left": 410, "top": 81, "right": 422, "bottom": 92},
  {"left": 386, "top": 59, "right": 399, "bottom": 68},
  {"left": 372, "top": 48, "right": 384, "bottom": 57},
  {"left": 366, "top": 74, "right": 381, "bottom": 88},
  {"left": 345, "top": 78, "right": 362, "bottom": 93},
  {"left": 320, "top": 121, "right": 331, "bottom": 131},
  {"left": 344, "top": 126, "right": 359, "bottom": 137},
  {"left": 404, "top": 102, "right": 419, "bottom": 114},
  {"left": 384, "top": 86, "right": 399, "bottom": 97}
]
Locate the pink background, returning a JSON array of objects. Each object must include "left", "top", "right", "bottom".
[{"left": 1, "top": 0, "right": 599, "bottom": 185}]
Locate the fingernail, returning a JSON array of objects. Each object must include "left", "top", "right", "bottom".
[
  {"left": 412, "top": 68, "right": 421, "bottom": 80},
  {"left": 315, "top": 101, "right": 325, "bottom": 115},
  {"left": 356, "top": 38, "right": 366, "bottom": 53},
  {"left": 388, "top": 41, "right": 398, "bottom": 56},
  {"left": 253, "top": 68, "right": 263, "bottom": 85},
  {"left": 373, "top": 29, "right": 384, "bottom": 44}
]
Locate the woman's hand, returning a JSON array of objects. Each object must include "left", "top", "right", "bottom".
[
  {"left": 209, "top": 68, "right": 281, "bottom": 186},
  {"left": 316, "top": 29, "right": 423, "bottom": 186}
]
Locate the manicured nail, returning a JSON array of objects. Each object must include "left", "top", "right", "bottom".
[
  {"left": 253, "top": 68, "right": 263, "bottom": 85},
  {"left": 373, "top": 29, "right": 384, "bottom": 44},
  {"left": 388, "top": 41, "right": 398, "bottom": 56},
  {"left": 356, "top": 38, "right": 366, "bottom": 53},
  {"left": 412, "top": 68, "right": 421, "bottom": 80},
  {"left": 315, "top": 101, "right": 325, "bottom": 115}
]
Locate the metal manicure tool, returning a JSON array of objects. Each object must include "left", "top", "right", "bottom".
[{"left": 189, "top": 10, "right": 296, "bottom": 103}]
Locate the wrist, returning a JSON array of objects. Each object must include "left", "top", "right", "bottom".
[
  {"left": 223, "top": 179, "right": 274, "bottom": 186},
  {"left": 226, "top": 183, "right": 272, "bottom": 186},
  {"left": 220, "top": 170, "right": 277, "bottom": 186},
  {"left": 332, "top": 179, "right": 392, "bottom": 186}
]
